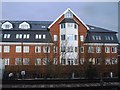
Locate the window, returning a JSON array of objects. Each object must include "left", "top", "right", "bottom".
[
  {"left": 74, "top": 58, "right": 78, "bottom": 65},
  {"left": 105, "top": 36, "right": 111, "bottom": 40},
  {"left": 74, "top": 35, "right": 77, "bottom": 40},
  {"left": 4, "top": 58, "right": 9, "bottom": 65},
  {"left": 105, "top": 47, "right": 110, "bottom": 53},
  {"left": 35, "top": 58, "right": 41, "bottom": 65},
  {"left": 41, "top": 26, "right": 46, "bottom": 28},
  {"left": 53, "top": 58, "right": 57, "bottom": 65},
  {"left": 16, "top": 46, "right": 21, "bottom": 53},
  {"left": 43, "top": 46, "right": 50, "bottom": 53},
  {"left": 0, "top": 46, "right": 1, "bottom": 53},
  {"left": 80, "top": 35, "right": 84, "bottom": 42},
  {"left": 111, "top": 58, "right": 117, "bottom": 64},
  {"left": 88, "top": 46, "right": 94, "bottom": 53},
  {"left": 4, "top": 34, "right": 10, "bottom": 38},
  {"left": 89, "top": 58, "right": 95, "bottom": 65},
  {"left": 61, "top": 35, "right": 65, "bottom": 40},
  {"left": 43, "top": 58, "right": 50, "bottom": 65},
  {"left": 64, "top": 10, "right": 73, "bottom": 18},
  {"left": 67, "top": 59, "right": 74, "bottom": 65},
  {"left": 1, "top": 21, "right": 13, "bottom": 29},
  {"left": 43, "top": 34, "right": 46, "bottom": 39},
  {"left": 23, "top": 46, "right": 29, "bottom": 53},
  {"left": 105, "top": 58, "right": 111, "bottom": 65},
  {"left": 19, "top": 22, "right": 30, "bottom": 29},
  {"left": 75, "top": 47, "right": 77, "bottom": 52},
  {"left": 23, "top": 34, "right": 30, "bottom": 39},
  {"left": 53, "top": 46, "right": 58, "bottom": 53},
  {"left": 16, "top": 34, "right": 22, "bottom": 39},
  {"left": 61, "top": 58, "right": 66, "bottom": 65},
  {"left": 111, "top": 36, "right": 114, "bottom": 40},
  {"left": 92, "top": 36, "right": 101, "bottom": 40},
  {"left": 54, "top": 35, "right": 57, "bottom": 41},
  {"left": 80, "top": 58, "right": 84, "bottom": 65},
  {"left": 80, "top": 46, "right": 84, "bottom": 53},
  {"left": 35, "top": 34, "right": 41, "bottom": 39},
  {"left": 111, "top": 47, "right": 117, "bottom": 53},
  {"left": 61, "top": 46, "right": 66, "bottom": 52},
  {"left": 74, "top": 23, "right": 77, "bottom": 29},
  {"left": 96, "top": 46, "right": 101, "bottom": 53},
  {"left": 4, "top": 46, "right": 10, "bottom": 53},
  {"left": 35, "top": 46, "right": 41, "bottom": 53},
  {"left": 23, "top": 58, "right": 29, "bottom": 65},
  {"left": 61, "top": 23, "right": 65, "bottom": 29},
  {"left": 67, "top": 46, "right": 73, "bottom": 52},
  {"left": 96, "top": 58, "right": 101, "bottom": 65},
  {"left": 15, "top": 58, "right": 22, "bottom": 65}
]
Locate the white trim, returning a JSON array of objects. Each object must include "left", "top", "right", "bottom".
[
  {"left": 48, "top": 8, "right": 89, "bottom": 30},
  {"left": 84, "top": 43, "right": 118, "bottom": 46},
  {"left": 0, "top": 42, "right": 53, "bottom": 45}
]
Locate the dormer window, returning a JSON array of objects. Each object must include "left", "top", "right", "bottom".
[
  {"left": 19, "top": 22, "right": 30, "bottom": 29},
  {"left": 1, "top": 21, "right": 13, "bottom": 29},
  {"left": 64, "top": 10, "right": 73, "bottom": 18}
]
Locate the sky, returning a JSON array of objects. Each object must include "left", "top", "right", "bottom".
[{"left": 1, "top": 2, "right": 119, "bottom": 32}]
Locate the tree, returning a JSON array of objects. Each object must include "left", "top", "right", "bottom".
[{"left": 84, "top": 62, "right": 98, "bottom": 79}]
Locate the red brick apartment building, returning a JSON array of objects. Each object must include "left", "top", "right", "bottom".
[{"left": 0, "top": 8, "right": 119, "bottom": 79}]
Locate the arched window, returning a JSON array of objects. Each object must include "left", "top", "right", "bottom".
[
  {"left": 19, "top": 22, "right": 30, "bottom": 29},
  {"left": 64, "top": 10, "right": 73, "bottom": 18},
  {"left": 1, "top": 21, "right": 13, "bottom": 29}
]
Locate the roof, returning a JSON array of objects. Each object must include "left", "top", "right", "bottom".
[
  {"left": 59, "top": 18, "right": 77, "bottom": 24},
  {"left": 87, "top": 25, "right": 117, "bottom": 33},
  {"left": 48, "top": 8, "right": 89, "bottom": 30},
  {"left": 1, "top": 30, "right": 53, "bottom": 43},
  {"left": 84, "top": 31, "right": 118, "bottom": 43},
  {"left": 0, "top": 21, "right": 53, "bottom": 30}
]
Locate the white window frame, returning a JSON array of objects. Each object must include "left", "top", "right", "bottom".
[
  {"left": 96, "top": 46, "right": 101, "bottom": 53},
  {"left": 4, "top": 58, "right": 9, "bottom": 65},
  {"left": 53, "top": 46, "right": 58, "bottom": 53},
  {"left": 19, "top": 22, "right": 30, "bottom": 29},
  {"left": 35, "top": 34, "right": 41, "bottom": 39},
  {"left": 4, "top": 34, "right": 10, "bottom": 38},
  {"left": 16, "top": 34, "right": 22, "bottom": 39},
  {"left": 96, "top": 58, "right": 101, "bottom": 65},
  {"left": 43, "top": 58, "right": 49, "bottom": 65},
  {"left": 105, "top": 58, "right": 111, "bottom": 65},
  {"left": 80, "top": 58, "right": 84, "bottom": 65},
  {"left": 53, "top": 58, "right": 57, "bottom": 65},
  {"left": 105, "top": 47, "right": 110, "bottom": 53},
  {"left": 35, "top": 46, "right": 41, "bottom": 53},
  {"left": 88, "top": 46, "right": 94, "bottom": 53},
  {"left": 43, "top": 46, "right": 50, "bottom": 53},
  {"left": 4, "top": 46, "right": 10, "bottom": 53},
  {"left": 80, "top": 35, "right": 84, "bottom": 42},
  {"left": 16, "top": 46, "right": 22, "bottom": 53},
  {"left": 54, "top": 35, "right": 57, "bottom": 41},
  {"left": 15, "top": 58, "right": 22, "bottom": 65},
  {"left": 80, "top": 46, "right": 84, "bottom": 53},
  {"left": 111, "top": 47, "right": 117, "bottom": 53},
  {"left": 23, "top": 34, "right": 30, "bottom": 39},
  {"left": 1, "top": 21, "right": 13, "bottom": 29},
  {"left": 23, "top": 46, "right": 29, "bottom": 53},
  {"left": 43, "top": 34, "right": 46, "bottom": 39},
  {"left": 35, "top": 58, "right": 41, "bottom": 65},
  {"left": 111, "top": 58, "right": 117, "bottom": 64},
  {"left": 23, "top": 58, "right": 29, "bottom": 65}
]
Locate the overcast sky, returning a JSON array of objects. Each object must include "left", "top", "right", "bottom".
[{"left": 1, "top": 2, "right": 119, "bottom": 32}]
